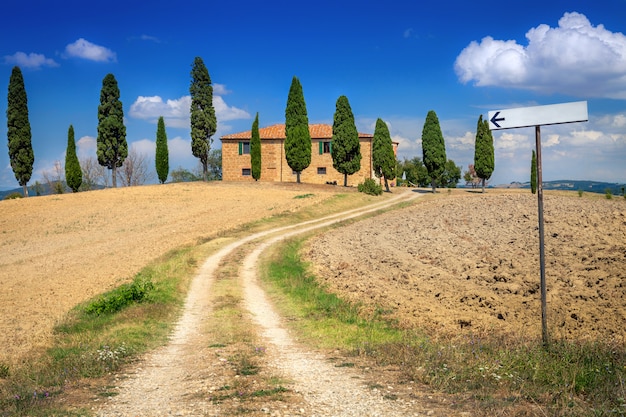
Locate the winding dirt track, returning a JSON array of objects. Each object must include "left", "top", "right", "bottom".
[{"left": 96, "top": 189, "right": 453, "bottom": 416}]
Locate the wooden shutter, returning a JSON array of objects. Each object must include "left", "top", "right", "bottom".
[{"left": 238, "top": 142, "right": 242, "bottom": 155}]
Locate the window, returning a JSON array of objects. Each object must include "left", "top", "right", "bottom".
[
  {"left": 319, "top": 141, "right": 332, "bottom": 154},
  {"left": 238, "top": 141, "right": 250, "bottom": 155},
  {"left": 317, "top": 167, "right": 327, "bottom": 175},
  {"left": 242, "top": 168, "right": 251, "bottom": 176}
]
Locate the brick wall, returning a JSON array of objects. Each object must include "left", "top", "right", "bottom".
[{"left": 222, "top": 138, "right": 374, "bottom": 186}]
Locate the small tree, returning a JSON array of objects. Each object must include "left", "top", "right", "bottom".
[
  {"left": 421, "top": 110, "right": 447, "bottom": 193},
  {"left": 331, "top": 95, "right": 361, "bottom": 187},
  {"left": 464, "top": 164, "right": 481, "bottom": 188},
  {"left": 42, "top": 161, "right": 66, "bottom": 194},
  {"left": 284, "top": 76, "right": 311, "bottom": 183},
  {"left": 398, "top": 157, "right": 430, "bottom": 187},
  {"left": 117, "top": 148, "right": 152, "bottom": 187},
  {"left": 190, "top": 57, "right": 217, "bottom": 181},
  {"left": 474, "top": 115, "right": 495, "bottom": 193},
  {"left": 155, "top": 116, "right": 169, "bottom": 184},
  {"left": 250, "top": 112, "right": 261, "bottom": 181},
  {"left": 97, "top": 73, "right": 127, "bottom": 187},
  {"left": 530, "top": 149, "right": 537, "bottom": 194},
  {"left": 372, "top": 118, "right": 396, "bottom": 192},
  {"left": 7, "top": 66, "right": 34, "bottom": 197},
  {"left": 80, "top": 156, "right": 108, "bottom": 190},
  {"left": 438, "top": 159, "right": 462, "bottom": 188},
  {"left": 207, "top": 148, "right": 222, "bottom": 180},
  {"left": 65, "top": 125, "right": 82, "bottom": 192}
]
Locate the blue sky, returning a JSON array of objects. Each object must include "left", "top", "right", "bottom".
[{"left": 1, "top": 0, "right": 625, "bottom": 189}]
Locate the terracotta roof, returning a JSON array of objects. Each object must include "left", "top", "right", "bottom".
[{"left": 220, "top": 123, "right": 373, "bottom": 140}]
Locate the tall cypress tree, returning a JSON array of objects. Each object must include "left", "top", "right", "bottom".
[
  {"left": 421, "top": 110, "right": 447, "bottom": 193},
  {"left": 331, "top": 95, "right": 361, "bottom": 187},
  {"left": 65, "top": 124, "right": 82, "bottom": 192},
  {"left": 372, "top": 118, "right": 396, "bottom": 192},
  {"left": 7, "top": 66, "right": 34, "bottom": 197},
  {"left": 474, "top": 115, "right": 495, "bottom": 193},
  {"left": 530, "top": 149, "right": 538, "bottom": 194},
  {"left": 250, "top": 112, "right": 261, "bottom": 181},
  {"left": 155, "top": 116, "right": 169, "bottom": 184},
  {"left": 190, "top": 57, "right": 217, "bottom": 181},
  {"left": 97, "top": 73, "right": 127, "bottom": 188},
  {"left": 284, "top": 76, "right": 311, "bottom": 183}
]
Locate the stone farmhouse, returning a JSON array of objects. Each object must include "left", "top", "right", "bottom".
[{"left": 220, "top": 123, "right": 397, "bottom": 187}]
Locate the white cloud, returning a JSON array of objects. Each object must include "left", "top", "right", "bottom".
[
  {"left": 76, "top": 135, "right": 97, "bottom": 158},
  {"left": 129, "top": 96, "right": 191, "bottom": 128},
  {"left": 168, "top": 136, "right": 192, "bottom": 159},
  {"left": 65, "top": 38, "right": 116, "bottom": 62},
  {"left": 129, "top": 93, "right": 250, "bottom": 127},
  {"left": 403, "top": 28, "right": 414, "bottom": 39},
  {"left": 3, "top": 52, "right": 58, "bottom": 69},
  {"left": 455, "top": 12, "right": 626, "bottom": 98},
  {"left": 213, "top": 83, "right": 230, "bottom": 95},
  {"left": 140, "top": 34, "right": 160, "bottom": 43},
  {"left": 130, "top": 139, "right": 155, "bottom": 156},
  {"left": 213, "top": 96, "right": 251, "bottom": 121}
]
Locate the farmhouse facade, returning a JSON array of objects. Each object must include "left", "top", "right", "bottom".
[{"left": 220, "top": 123, "right": 397, "bottom": 187}]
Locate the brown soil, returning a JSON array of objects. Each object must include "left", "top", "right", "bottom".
[
  {"left": 0, "top": 181, "right": 341, "bottom": 366},
  {"left": 304, "top": 191, "right": 626, "bottom": 343}
]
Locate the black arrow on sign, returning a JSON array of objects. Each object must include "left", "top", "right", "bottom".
[{"left": 490, "top": 111, "right": 505, "bottom": 128}]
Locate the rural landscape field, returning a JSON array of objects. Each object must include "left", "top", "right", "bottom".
[
  {"left": 306, "top": 191, "right": 626, "bottom": 342},
  {"left": 0, "top": 182, "right": 625, "bottom": 415},
  {"left": 0, "top": 182, "right": 340, "bottom": 366}
]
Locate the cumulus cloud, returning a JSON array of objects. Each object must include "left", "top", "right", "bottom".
[
  {"left": 129, "top": 92, "right": 250, "bottom": 127},
  {"left": 129, "top": 96, "right": 191, "bottom": 128},
  {"left": 65, "top": 38, "right": 116, "bottom": 62},
  {"left": 130, "top": 139, "right": 155, "bottom": 156},
  {"left": 3, "top": 52, "right": 58, "bottom": 69},
  {"left": 455, "top": 12, "right": 626, "bottom": 98},
  {"left": 76, "top": 135, "right": 97, "bottom": 158}
]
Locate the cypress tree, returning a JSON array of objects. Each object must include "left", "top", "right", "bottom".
[
  {"left": 474, "top": 115, "right": 495, "bottom": 193},
  {"left": 190, "top": 57, "right": 217, "bottom": 181},
  {"left": 372, "top": 118, "right": 396, "bottom": 192},
  {"left": 284, "top": 76, "right": 311, "bottom": 183},
  {"left": 331, "top": 95, "right": 361, "bottom": 187},
  {"left": 421, "top": 110, "right": 447, "bottom": 193},
  {"left": 531, "top": 149, "right": 537, "bottom": 194},
  {"left": 65, "top": 124, "right": 82, "bottom": 192},
  {"left": 250, "top": 112, "right": 261, "bottom": 181},
  {"left": 155, "top": 116, "right": 169, "bottom": 184},
  {"left": 7, "top": 66, "right": 34, "bottom": 197},
  {"left": 97, "top": 73, "right": 127, "bottom": 188}
]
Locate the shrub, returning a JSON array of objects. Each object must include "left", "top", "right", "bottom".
[
  {"left": 577, "top": 189, "right": 584, "bottom": 197},
  {"left": 605, "top": 188, "right": 613, "bottom": 199},
  {"left": 4, "top": 192, "right": 23, "bottom": 200},
  {"left": 358, "top": 178, "right": 383, "bottom": 196},
  {"left": 85, "top": 277, "right": 154, "bottom": 316}
]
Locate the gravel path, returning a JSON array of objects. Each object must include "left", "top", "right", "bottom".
[{"left": 95, "top": 190, "right": 426, "bottom": 417}]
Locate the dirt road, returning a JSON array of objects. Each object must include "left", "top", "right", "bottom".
[{"left": 95, "top": 189, "right": 460, "bottom": 416}]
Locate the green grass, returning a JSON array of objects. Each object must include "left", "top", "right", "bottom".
[{"left": 262, "top": 237, "right": 626, "bottom": 416}]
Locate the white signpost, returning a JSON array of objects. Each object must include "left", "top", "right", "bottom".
[{"left": 488, "top": 101, "right": 588, "bottom": 346}]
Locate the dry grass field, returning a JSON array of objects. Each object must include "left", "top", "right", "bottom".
[{"left": 0, "top": 181, "right": 342, "bottom": 367}]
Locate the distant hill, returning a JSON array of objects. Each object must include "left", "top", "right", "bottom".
[
  {"left": 0, "top": 182, "right": 105, "bottom": 200},
  {"left": 498, "top": 180, "right": 625, "bottom": 195}
]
